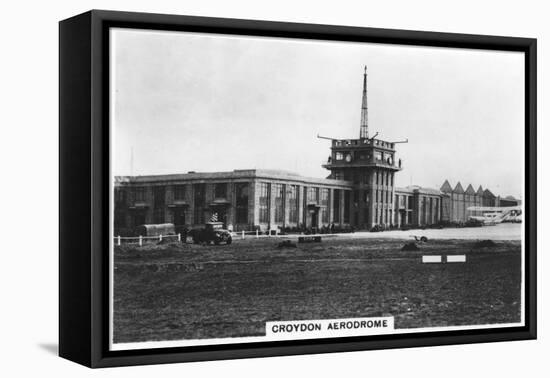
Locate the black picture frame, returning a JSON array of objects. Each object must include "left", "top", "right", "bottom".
[{"left": 59, "top": 9, "right": 537, "bottom": 368}]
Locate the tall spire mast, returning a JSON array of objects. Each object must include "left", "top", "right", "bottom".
[{"left": 360, "top": 65, "right": 369, "bottom": 139}]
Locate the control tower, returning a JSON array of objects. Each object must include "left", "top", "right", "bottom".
[{"left": 322, "top": 67, "right": 403, "bottom": 229}]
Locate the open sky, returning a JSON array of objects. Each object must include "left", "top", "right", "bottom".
[{"left": 111, "top": 28, "right": 525, "bottom": 198}]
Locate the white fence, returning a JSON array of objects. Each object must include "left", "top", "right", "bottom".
[
  {"left": 113, "top": 229, "right": 348, "bottom": 246},
  {"left": 231, "top": 230, "right": 346, "bottom": 239},
  {"left": 114, "top": 233, "right": 182, "bottom": 246}
]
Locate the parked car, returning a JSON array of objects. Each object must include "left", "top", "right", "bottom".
[{"left": 190, "top": 222, "right": 232, "bottom": 245}]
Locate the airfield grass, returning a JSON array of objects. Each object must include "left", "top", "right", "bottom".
[{"left": 113, "top": 237, "right": 521, "bottom": 343}]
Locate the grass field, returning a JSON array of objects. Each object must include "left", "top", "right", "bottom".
[{"left": 113, "top": 236, "right": 522, "bottom": 343}]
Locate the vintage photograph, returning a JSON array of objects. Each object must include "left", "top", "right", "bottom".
[{"left": 109, "top": 27, "right": 525, "bottom": 350}]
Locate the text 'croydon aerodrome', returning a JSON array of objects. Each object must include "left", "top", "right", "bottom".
[{"left": 266, "top": 317, "right": 394, "bottom": 339}]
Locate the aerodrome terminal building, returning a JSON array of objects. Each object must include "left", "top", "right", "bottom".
[{"left": 114, "top": 68, "right": 521, "bottom": 235}]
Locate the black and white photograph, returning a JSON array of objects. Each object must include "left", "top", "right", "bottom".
[
  {"left": 2, "top": 0, "right": 549, "bottom": 373},
  {"left": 109, "top": 26, "right": 526, "bottom": 350}
]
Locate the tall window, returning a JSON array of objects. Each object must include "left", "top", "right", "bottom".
[
  {"left": 193, "top": 184, "right": 206, "bottom": 224},
  {"left": 174, "top": 185, "right": 186, "bottom": 201},
  {"left": 320, "top": 188, "right": 329, "bottom": 223},
  {"left": 235, "top": 183, "right": 249, "bottom": 224},
  {"left": 422, "top": 196, "right": 427, "bottom": 224},
  {"left": 307, "top": 187, "right": 319, "bottom": 204},
  {"left": 288, "top": 185, "right": 299, "bottom": 223},
  {"left": 430, "top": 197, "right": 434, "bottom": 223},
  {"left": 333, "top": 189, "right": 341, "bottom": 223},
  {"left": 375, "top": 151, "right": 383, "bottom": 161},
  {"left": 115, "top": 188, "right": 125, "bottom": 204},
  {"left": 344, "top": 191, "right": 350, "bottom": 223},
  {"left": 259, "top": 183, "right": 270, "bottom": 223},
  {"left": 134, "top": 187, "right": 145, "bottom": 202},
  {"left": 114, "top": 186, "right": 125, "bottom": 229},
  {"left": 274, "top": 184, "right": 285, "bottom": 223},
  {"left": 214, "top": 183, "right": 227, "bottom": 199},
  {"left": 153, "top": 186, "right": 165, "bottom": 224}
]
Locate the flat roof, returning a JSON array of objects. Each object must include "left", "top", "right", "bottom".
[{"left": 115, "top": 169, "right": 353, "bottom": 188}]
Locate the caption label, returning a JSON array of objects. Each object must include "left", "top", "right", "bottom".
[{"left": 266, "top": 317, "right": 394, "bottom": 339}]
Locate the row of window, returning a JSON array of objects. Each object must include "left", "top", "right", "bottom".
[
  {"left": 118, "top": 183, "right": 250, "bottom": 226},
  {"left": 374, "top": 170, "right": 394, "bottom": 186},
  {"left": 258, "top": 183, "right": 345, "bottom": 225},
  {"left": 330, "top": 170, "right": 395, "bottom": 186},
  {"left": 119, "top": 183, "right": 234, "bottom": 204},
  {"left": 396, "top": 195, "right": 440, "bottom": 210},
  {"left": 421, "top": 197, "right": 440, "bottom": 224},
  {"left": 259, "top": 183, "right": 302, "bottom": 224},
  {"left": 333, "top": 139, "right": 395, "bottom": 149},
  {"left": 374, "top": 207, "right": 392, "bottom": 225},
  {"left": 334, "top": 151, "right": 394, "bottom": 164},
  {"left": 118, "top": 182, "right": 356, "bottom": 225},
  {"left": 375, "top": 189, "right": 392, "bottom": 204}
]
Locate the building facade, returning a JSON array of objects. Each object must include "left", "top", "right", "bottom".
[
  {"left": 322, "top": 138, "right": 401, "bottom": 230},
  {"left": 114, "top": 169, "right": 352, "bottom": 235},
  {"left": 394, "top": 186, "right": 441, "bottom": 228},
  {"left": 113, "top": 68, "right": 521, "bottom": 235},
  {"left": 440, "top": 180, "right": 520, "bottom": 223}
]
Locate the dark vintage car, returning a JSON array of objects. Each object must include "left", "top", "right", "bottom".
[{"left": 189, "top": 222, "right": 233, "bottom": 245}]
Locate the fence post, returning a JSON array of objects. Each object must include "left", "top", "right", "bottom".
[
  {"left": 139, "top": 235, "right": 143, "bottom": 246},
  {"left": 159, "top": 234, "right": 163, "bottom": 242},
  {"left": 178, "top": 233, "right": 181, "bottom": 242},
  {"left": 117, "top": 235, "right": 121, "bottom": 246},
  {"left": 256, "top": 229, "right": 259, "bottom": 238},
  {"left": 241, "top": 230, "right": 245, "bottom": 240}
]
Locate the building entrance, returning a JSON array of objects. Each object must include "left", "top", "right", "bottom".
[{"left": 308, "top": 208, "right": 320, "bottom": 230}]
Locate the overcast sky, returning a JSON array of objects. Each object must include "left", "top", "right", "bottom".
[{"left": 111, "top": 28, "right": 525, "bottom": 198}]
